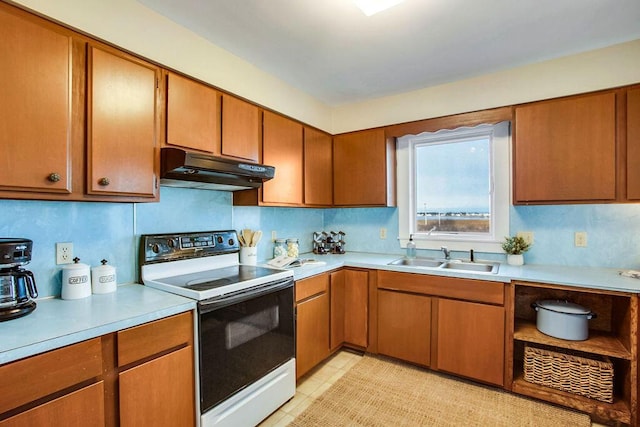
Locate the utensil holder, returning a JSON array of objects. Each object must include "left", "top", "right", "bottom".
[{"left": 239, "top": 246, "right": 257, "bottom": 265}]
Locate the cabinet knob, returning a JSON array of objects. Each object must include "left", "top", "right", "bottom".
[
  {"left": 48, "top": 173, "right": 61, "bottom": 183},
  {"left": 98, "top": 177, "right": 110, "bottom": 186}
]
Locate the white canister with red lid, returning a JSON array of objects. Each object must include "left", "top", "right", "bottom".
[
  {"left": 61, "top": 257, "right": 91, "bottom": 300},
  {"left": 91, "top": 259, "right": 117, "bottom": 294}
]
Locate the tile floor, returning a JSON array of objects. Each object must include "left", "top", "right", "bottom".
[
  {"left": 259, "top": 350, "right": 363, "bottom": 427},
  {"left": 259, "top": 350, "right": 607, "bottom": 427}
]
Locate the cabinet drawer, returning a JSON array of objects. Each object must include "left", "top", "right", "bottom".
[
  {"left": 117, "top": 311, "right": 193, "bottom": 367},
  {"left": 378, "top": 271, "right": 504, "bottom": 305},
  {"left": 0, "top": 338, "right": 103, "bottom": 414},
  {"left": 295, "top": 274, "right": 328, "bottom": 303}
]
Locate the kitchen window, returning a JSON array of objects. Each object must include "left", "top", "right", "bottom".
[{"left": 397, "top": 122, "right": 510, "bottom": 253}]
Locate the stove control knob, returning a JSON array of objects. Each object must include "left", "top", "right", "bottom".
[
  {"left": 167, "top": 239, "right": 176, "bottom": 248},
  {"left": 228, "top": 238, "right": 235, "bottom": 246},
  {"left": 151, "top": 243, "right": 160, "bottom": 254},
  {"left": 217, "top": 236, "right": 224, "bottom": 244}
]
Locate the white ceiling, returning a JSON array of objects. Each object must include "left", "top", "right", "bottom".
[{"left": 138, "top": 0, "right": 640, "bottom": 106}]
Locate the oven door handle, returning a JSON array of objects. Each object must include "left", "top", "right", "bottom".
[{"left": 198, "top": 278, "right": 293, "bottom": 313}]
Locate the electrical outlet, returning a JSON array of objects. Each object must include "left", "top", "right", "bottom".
[
  {"left": 56, "top": 242, "right": 73, "bottom": 264},
  {"left": 517, "top": 231, "right": 534, "bottom": 246},
  {"left": 574, "top": 232, "right": 587, "bottom": 247},
  {"left": 379, "top": 228, "right": 387, "bottom": 239}
]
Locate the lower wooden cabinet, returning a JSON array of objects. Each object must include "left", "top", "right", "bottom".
[
  {"left": 330, "top": 269, "right": 369, "bottom": 349},
  {"left": 119, "top": 346, "right": 195, "bottom": 427},
  {"left": 0, "top": 311, "right": 195, "bottom": 427},
  {"left": 436, "top": 298, "right": 505, "bottom": 386},
  {"left": 0, "top": 382, "right": 105, "bottom": 427},
  {"left": 377, "top": 289, "right": 431, "bottom": 367},
  {"left": 296, "top": 274, "right": 330, "bottom": 378}
]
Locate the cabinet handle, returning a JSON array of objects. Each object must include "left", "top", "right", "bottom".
[
  {"left": 98, "top": 177, "right": 110, "bottom": 186},
  {"left": 48, "top": 173, "right": 61, "bottom": 182}
]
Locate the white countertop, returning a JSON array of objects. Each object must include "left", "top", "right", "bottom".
[
  {"left": 3, "top": 252, "right": 639, "bottom": 366},
  {"left": 0, "top": 283, "right": 195, "bottom": 365},
  {"left": 288, "top": 252, "right": 640, "bottom": 294}
]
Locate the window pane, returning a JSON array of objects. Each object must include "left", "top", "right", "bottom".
[{"left": 415, "top": 137, "right": 491, "bottom": 234}]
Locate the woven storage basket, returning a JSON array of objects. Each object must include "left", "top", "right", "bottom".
[{"left": 523, "top": 345, "right": 613, "bottom": 403}]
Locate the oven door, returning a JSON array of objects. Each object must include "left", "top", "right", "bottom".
[{"left": 198, "top": 277, "right": 294, "bottom": 414}]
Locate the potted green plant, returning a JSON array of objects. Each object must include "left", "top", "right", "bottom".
[{"left": 502, "top": 236, "right": 531, "bottom": 266}]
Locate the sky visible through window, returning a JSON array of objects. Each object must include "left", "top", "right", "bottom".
[{"left": 415, "top": 137, "right": 491, "bottom": 233}]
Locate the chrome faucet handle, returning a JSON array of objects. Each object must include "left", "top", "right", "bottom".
[{"left": 440, "top": 246, "right": 451, "bottom": 260}]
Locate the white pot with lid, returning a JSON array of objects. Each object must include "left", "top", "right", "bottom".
[
  {"left": 532, "top": 300, "right": 597, "bottom": 341},
  {"left": 61, "top": 257, "right": 91, "bottom": 300},
  {"left": 91, "top": 259, "right": 117, "bottom": 294}
]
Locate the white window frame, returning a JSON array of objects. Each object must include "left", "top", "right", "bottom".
[{"left": 397, "top": 121, "right": 511, "bottom": 253}]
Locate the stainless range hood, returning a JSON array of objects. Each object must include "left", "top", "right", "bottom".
[{"left": 160, "top": 148, "right": 275, "bottom": 191}]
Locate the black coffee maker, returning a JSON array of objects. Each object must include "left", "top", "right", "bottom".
[{"left": 0, "top": 238, "right": 38, "bottom": 321}]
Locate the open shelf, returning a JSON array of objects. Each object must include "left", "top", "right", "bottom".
[
  {"left": 514, "top": 320, "right": 632, "bottom": 360},
  {"left": 512, "top": 374, "right": 631, "bottom": 425}
]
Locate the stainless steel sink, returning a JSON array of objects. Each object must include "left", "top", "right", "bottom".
[
  {"left": 388, "top": 258, "right": 445, "bottom": 268},
  {"left": 441, "top": 261, "right": 499, "bottom": 274},
  {"left": 388, "top": 258, "right": 499, "bottom": 274}
]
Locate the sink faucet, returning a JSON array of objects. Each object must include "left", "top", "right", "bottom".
[{"left": 440, "top": 246, "right": 450, "bottom": 260}]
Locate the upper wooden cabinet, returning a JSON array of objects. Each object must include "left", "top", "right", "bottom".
[
  {"left": 514, "top": 92, "right": 617, "bottom": 203},
  {"left": 87, "top": 45, "right": 160, "bottom": 199},
  {"left": 221, "top": 94, "right": 261, "bottom": 162},
  {"left": 0, "top": 5, "right": 77, "bottom": 196},
  {"left": 260, "top": 111, "right": 304, "bottom": 205},
  {"left": 165, "top": 71, "right": 219, "bottom": 154},
  {"left": 333, "top": 129, "right": 395, "bottom": 206},
  {"left": 627, "top": 88, "right": 640, "bottom": 200},
  {"left": 304, "top": 127, "right": 333, "bottom": 206}
]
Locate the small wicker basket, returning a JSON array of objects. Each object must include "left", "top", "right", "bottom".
[{"left": 523, "top": 345, "right": 614, "bottom": 403}]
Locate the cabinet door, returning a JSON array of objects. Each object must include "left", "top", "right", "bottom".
[
  {"left": 166, "top": 72, "right": 219, "bottom": 153},
  {"left": 88, "top": 45, "right": 159, "bottom": 198},
  {"left": 514, "top": 92, "right": 616, "bottom": 203},
  {"left": 333, "top": 129, "right": 394, "bottom": 206},
  {"left": 296, "top": 292, "right": 330, "bottom": 378},
  {"left": 221, "top": 94, "right": 260, "bottom": 162},
  {"left": 0, "top": 6, "right": 73, "bottom": 194},
  {"left": 119, "top": 346, "right": 195, "bottom": 427},
  {"left": 627, "top": 88, "right": 640, "bottom": 200},
  {"left": 304, "top": 127, "right": 333, "bottom": 206},
  {"left": 0, "top": 382, "right": 104, "bottom": 427},
  {"left": 343, "top": 269, "right": 369, "bottom": 348},
  {"left": 378, "top": 290, "right": 431, "bottom": 367},
  {"left": 330, "top": 270, "right": 345, "bottom": 350},
  {"left": 436, "top": 299, "right": 504, "bottom": 386},
  {"left": 262, "top": 111, "right": 303, "bottom": 204}
]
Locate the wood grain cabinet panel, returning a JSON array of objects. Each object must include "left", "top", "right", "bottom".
[
  {"left": 0, "top": 382, "right": 105, "bottom": 427},
  {"left": 296, "top": 291, "right": 330, "bottom": 379},
  {"left": 333, "top": 128, "right": 395, "bottom": 206},
  {"left": 261, "top": 111, "right": 303, "bottom": 205},
  {"left": 330, "top": 270, "right": 345, "bottom": 350},
  {"left": 514, "top": 92, "right": 617, "bottom": 203},
  {"left": 343, "top": 269, "right": 369, "bottom": 348},
  {"left": 304, "top": 127, "right": 333, "bottom": 206},
  {"left": 436, "top": 298, "right": 505, "bottom": 386},
  {"left": 378, "top": 289, "right": 431, "bottom": 367},
  {"left": 221, "top": 94, "right": 260, "bottom": 162},
  {"left": 0, "top": 338, "right": 102, "bottom": 414},
  {"left": 0, "top": 5, "right": 74, "bottom": 195},
  {"left": 87, "top": 45, "right": 159, "bottom": 199},
  {"left": 627, "top": 88, "right": 640, "bottom": 200},
  {"left": 166, "top": 72, "right": 219, "bottom": 153},
  {"left": 117, "top": 311, "right": 193, "bottom": 366},
  {"left": 119, "top": 346, "right": 195, "bottom": 427}
]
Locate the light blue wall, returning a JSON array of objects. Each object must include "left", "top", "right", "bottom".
[{"left": 1, "top": 188, "right": 639, "bottom": 298}]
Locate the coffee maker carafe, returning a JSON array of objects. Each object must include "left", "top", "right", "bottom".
[{"left": 0, "top": 238, "right": 38, "bottom": 321}]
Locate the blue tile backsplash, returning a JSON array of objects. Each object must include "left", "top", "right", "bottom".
[{"left": 1, "top": 187, "right": 639, "bottom": 297}]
